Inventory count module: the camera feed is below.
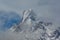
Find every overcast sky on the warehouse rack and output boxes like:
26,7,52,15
0,0,60,40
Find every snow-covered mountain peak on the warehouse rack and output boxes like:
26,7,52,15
9,9,36,32
9,9,60,40
9,9,52,32
22,9,36,23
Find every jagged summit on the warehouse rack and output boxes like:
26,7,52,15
9,9,37,32
22,9,36,23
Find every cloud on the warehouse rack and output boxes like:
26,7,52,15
0,11,21,31
0,0,60,40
